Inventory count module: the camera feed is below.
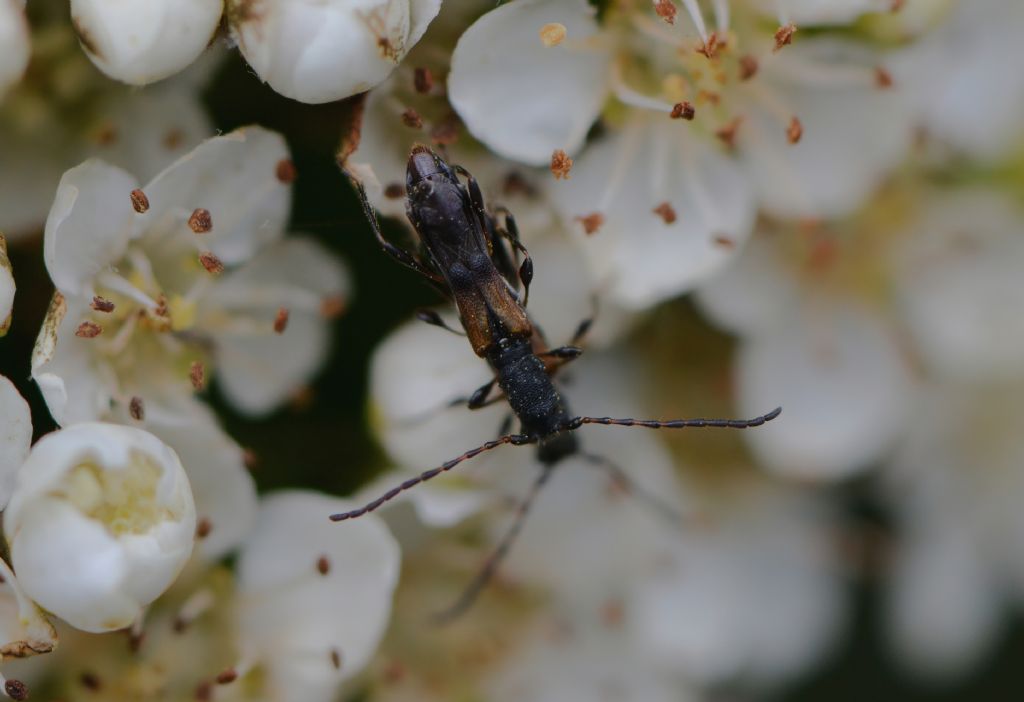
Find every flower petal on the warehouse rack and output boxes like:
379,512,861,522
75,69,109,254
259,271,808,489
694,232,801,338
892,0,1024,161
237,491,400,695
487,627,683,702
31,294,119,426
893,190,1024,381
43,160,138,297
0,0,29,100
0,375,31,510
886,520,1001,678
448,0,610,165
750,0,891,25
742,40,913,219
736,302,913,479
205,236,349,416
0,558,58,659
89,83,215,184
628,486,844,687
139,127,291,266
370,316,504,470
552,118,756,310
143,401,258,560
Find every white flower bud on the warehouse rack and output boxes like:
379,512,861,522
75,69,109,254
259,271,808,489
227,0,441,104
70,0,223,85
4,423,196,633
0,0,30,100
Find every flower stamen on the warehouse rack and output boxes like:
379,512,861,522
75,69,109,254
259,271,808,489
76,321,103,338
188,208,213,234
773,23,797,52
190,361,206,390
130,189,150,214
550,150,573,179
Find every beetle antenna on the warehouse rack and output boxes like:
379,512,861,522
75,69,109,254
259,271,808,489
432,463,556,624
329,433,537,521
571,406,782,431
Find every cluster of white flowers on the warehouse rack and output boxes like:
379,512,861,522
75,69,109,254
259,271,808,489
0,121,399,700
1,0,1024,700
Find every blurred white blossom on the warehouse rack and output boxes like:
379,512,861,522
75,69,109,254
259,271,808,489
4,422,196,633
486,621,692,702
883,380,1024,679
697,227,914,479
69,0,223,85
0,17,215,238
891,189,1024,382
627,480,845,688
893,0,1024,161
236,491,401,702
227,0,442,104
0,0,29,101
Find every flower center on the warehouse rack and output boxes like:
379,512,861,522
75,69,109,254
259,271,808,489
79,245,212,398
61,452,175,536
602,1,891,147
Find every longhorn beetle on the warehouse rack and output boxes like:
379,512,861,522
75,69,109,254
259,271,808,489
334,145,781,619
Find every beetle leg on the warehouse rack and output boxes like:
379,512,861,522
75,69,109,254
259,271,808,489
346,173,447,288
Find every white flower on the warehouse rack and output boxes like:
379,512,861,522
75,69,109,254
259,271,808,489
551,115,755,309
882,380,1024,678
236,491,400,702
227,0,442,104
734,300,913,479
0,0,29,101
448,0,914,309
4,423,196,633
69,0,223,85
32,127,347,558
34,126,348,423
892,0,1024,161
626,481,845,688
891,189,1024,382
697,230,914,479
